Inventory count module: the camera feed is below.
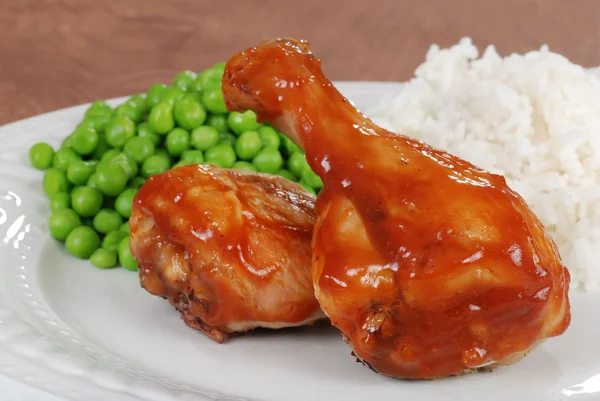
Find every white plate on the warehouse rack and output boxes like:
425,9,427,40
0,82,598,401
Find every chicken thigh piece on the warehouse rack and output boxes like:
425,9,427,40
130,164,323,343
222,39,571,378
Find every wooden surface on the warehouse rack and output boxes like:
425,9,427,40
3,0,600,124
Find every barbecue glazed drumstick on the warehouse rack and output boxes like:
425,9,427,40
130,164,323,343
222,38,571,378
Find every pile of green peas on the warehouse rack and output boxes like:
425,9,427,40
28,62,322,270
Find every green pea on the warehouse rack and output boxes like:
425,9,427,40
201,87,228,114
212,61,226,73
77,117,106,133
206,115,229,132
166,128,190,156
52,147,81,171
87,173,99,189
190,74,205,93
155,148,174,165
29,142,54,170
67,161,96,186
93,209,123,234
96,164,128,196
137,122,162,147
148,102,175,134
65,226,101,259
160,87,185,106
120,221,131,234
108,153,138,179
141,155,170,178
90,135,111,160
146,83,167,110
252,147,283,174
287,152,309,179
105,116,136,148
102,230,127,252
205,144,236,168
123,136,155,164
84,101,113,119
203,67,223,83
71,186,104,217
180,150,204,164
90,248,118,269
172,161,190,169
115,188,138,219
49,192,71,212
115,102,143,124
228,110,259,135
128,176,146,190
128,94,147,114
174,98,207,130
276,169,297,182
43,168,71,197
100,148,121,163
173,70,197,92
94,158,112,174
218,132,236,146
181,92,202,103
193,68,222,92
71,125,99,155
190,126,219,150
301,166,323,189
79,114,111,134
235,131,262,160
281,134,302,155
258,126,281,149
49,208,82,241
118,237,138,271
61,134,75,149
232,161,257,171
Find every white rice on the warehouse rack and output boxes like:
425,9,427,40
368,37,600,291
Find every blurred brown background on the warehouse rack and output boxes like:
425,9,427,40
2,0,600,124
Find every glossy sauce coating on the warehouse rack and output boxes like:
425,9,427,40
223,39,571,378
130,164,322,342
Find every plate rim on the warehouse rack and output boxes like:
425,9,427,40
1,79,594,401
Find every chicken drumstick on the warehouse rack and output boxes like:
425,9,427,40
222,38,571,378
130,164,323,343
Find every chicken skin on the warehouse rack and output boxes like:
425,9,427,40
222,39,571,378
130,164,323,343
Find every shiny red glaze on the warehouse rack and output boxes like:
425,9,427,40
130,164,321,342
222,38,571,378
